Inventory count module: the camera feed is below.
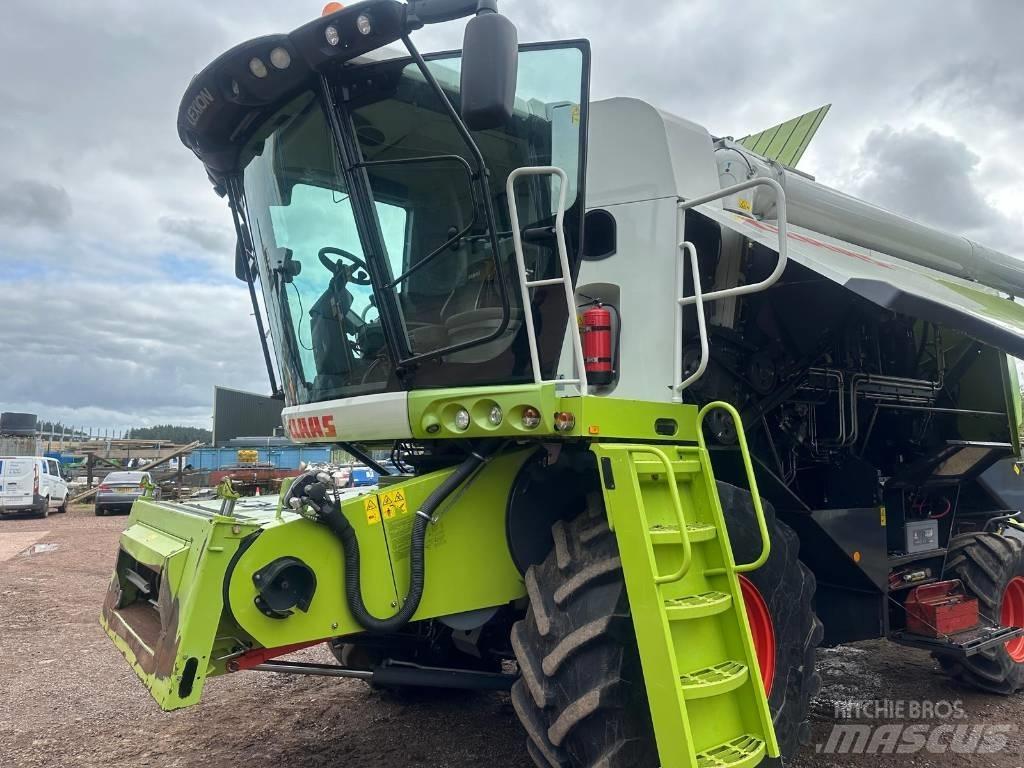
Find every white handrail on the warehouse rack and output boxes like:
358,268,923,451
677,177,789,307
672,177,789,394
506,166,589,393
673,241,709,401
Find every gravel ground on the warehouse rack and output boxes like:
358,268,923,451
2,506,1022,767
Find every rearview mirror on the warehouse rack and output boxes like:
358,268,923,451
460,9,518,131
235,240,250,282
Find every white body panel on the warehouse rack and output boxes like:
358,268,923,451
282,392,412,443
561,98,723,401
717,144,1024,296
0,456,68,514
560,98,1024,401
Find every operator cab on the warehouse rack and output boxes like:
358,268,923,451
178,0,590,407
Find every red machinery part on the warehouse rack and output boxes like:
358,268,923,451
905,580,979,638
740,575,776,695
580,305,614,385
1001,576,1024,662
226,640,324,672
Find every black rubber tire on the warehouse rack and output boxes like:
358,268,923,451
510,484,821,768
718,483,823,760
938,532,1024,694
511,495,656,768
95,506,105,517
34,497,50,519
57,496,69,513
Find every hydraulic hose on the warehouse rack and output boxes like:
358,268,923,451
311,447,492,633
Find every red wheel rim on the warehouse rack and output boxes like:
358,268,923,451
1002,576,1024,662
740,576,776,694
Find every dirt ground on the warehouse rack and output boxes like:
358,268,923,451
1,506,1022,767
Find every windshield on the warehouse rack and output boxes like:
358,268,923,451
242,44,587,406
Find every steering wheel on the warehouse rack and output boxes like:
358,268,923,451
319,247,372,286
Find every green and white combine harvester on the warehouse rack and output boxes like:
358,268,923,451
102,2,1024,765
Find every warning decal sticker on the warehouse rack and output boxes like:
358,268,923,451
380,488,409,520
364,495,382,526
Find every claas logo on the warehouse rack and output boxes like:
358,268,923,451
288,415,337,439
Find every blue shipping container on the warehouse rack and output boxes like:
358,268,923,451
186,446,332,471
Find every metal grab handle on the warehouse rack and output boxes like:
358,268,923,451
628,446,692,585
506,166,588,393
697,401,771,574
678,177,788,307
673,241,709,400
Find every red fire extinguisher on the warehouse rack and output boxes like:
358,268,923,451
581,304,614,385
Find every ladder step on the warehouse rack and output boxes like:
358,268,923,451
649,522,717,545
696,735,766,768
634,459,702,479
679,660,749,700
665,591,733,620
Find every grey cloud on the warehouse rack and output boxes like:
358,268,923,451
0,277,269,428
914,58,1024,120
0,180,72,229
848,125,1015,246
159,215,232,254
2,0,1024,428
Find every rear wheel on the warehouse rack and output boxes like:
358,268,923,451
510,485,821,768
34,497,50,519
938,532,1024,693
95,505,105,517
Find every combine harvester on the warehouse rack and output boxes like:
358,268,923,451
102,2,1024,765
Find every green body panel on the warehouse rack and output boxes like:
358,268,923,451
225,497,399,648
225,449,532,648
409,384,560,438
100,500,262,711
591,440,777,768
102,450,534,710
410,384,699,442
738,104,831,168
559,396,700,442
383,449,532,620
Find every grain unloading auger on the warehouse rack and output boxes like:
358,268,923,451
102,2,1024,766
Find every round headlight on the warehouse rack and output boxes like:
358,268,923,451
453,408,471,432
488,405,504,426
269,47,292,70
325,25,341,46
356,13,373,35
248,57,269,79
521,406,541,430
554,411,576,432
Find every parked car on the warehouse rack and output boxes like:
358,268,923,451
0,456,70,518
95,471,160,516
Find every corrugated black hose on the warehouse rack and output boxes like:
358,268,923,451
297,447,492,633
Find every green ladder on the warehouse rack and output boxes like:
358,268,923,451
591,402,778,768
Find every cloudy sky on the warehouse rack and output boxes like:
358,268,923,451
1,1,1021,432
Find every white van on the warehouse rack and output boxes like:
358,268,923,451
0,456,70,518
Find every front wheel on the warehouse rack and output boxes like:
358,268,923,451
939,532,1024,693
509,485,821,768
